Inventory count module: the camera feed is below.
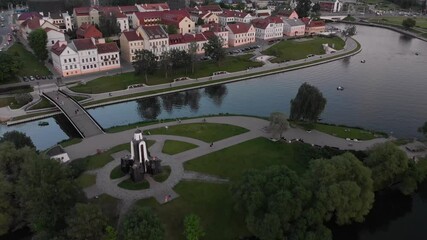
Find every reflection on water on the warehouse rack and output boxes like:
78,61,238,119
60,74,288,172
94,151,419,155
204,85,228,106
137,97,161,120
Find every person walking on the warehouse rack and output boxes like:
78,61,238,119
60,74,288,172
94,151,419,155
210,142,213,148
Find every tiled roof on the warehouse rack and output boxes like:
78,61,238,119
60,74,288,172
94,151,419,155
141,25,168,39
119,5,139,13
74,6,91,16
50,41,67,56
21,17,41,30
96,42,120,54
301,18,325,27
201,22,225,32
122,30,144,41
227,22,253,34
50,12,63,19
76,23,103,39
220,10,250,19
18,12,43,21
73,38,97,51
196,5,222,12
283,18,305,27
202,31,215,40
134,11,163,24
169,33,207,45
140,3,170,11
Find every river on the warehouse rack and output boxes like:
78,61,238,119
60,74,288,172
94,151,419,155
0,25,427,240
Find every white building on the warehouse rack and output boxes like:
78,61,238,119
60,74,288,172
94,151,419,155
45,28,66,48
51,41,81,77
62,12,73,31
97,41,121,71
226,22,255,47
120,30,145,63
218,10,254,26
137,25,169,57
46,145,70,163
251,16,283,40
283,18,306,37
70,38,100,74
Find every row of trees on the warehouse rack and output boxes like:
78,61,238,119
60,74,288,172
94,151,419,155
295,0,321,18
232,142,427,240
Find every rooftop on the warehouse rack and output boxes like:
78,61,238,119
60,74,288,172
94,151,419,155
141,25,168,39
96,42,120,54
73,38,97,51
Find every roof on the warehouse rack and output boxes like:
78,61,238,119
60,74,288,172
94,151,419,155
251,17,282,30
220,10,250,19
21,17,41,30
227,22,253,34
76,23,103,39
46,145,65,157
169,33,207,45
301,18,326,28
161,12,189,26
140,3,170,11
119,5,139,13
50,41,67,56
74,6,91,16
73,38,97,51
44,27,62,33
134,11,163,25
201,22,225,32
258,12,270,17
122,30,144,41
18,12,43,21
283,18,305,27
96,42,120,54
196,5,222,12
141,25,168,39
49,12,62,19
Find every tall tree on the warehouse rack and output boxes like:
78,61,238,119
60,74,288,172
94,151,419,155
0,130,35,149
66,203,107,240
28,29,48,61
120,206,164,240
295,0,312,18
365,142,409,191
166,25,178,34
402,18,416,29
0,173,13,235
183,214,205,240
98,13,121,37
306,152,375,225
399,158,427,195
203,35,226,66
133,50,157,83
290,83,327,122
18,156,81,235
269,112,289,138
0,53,22,83
188,42,198,74
418,121,427,137
159,50,172,79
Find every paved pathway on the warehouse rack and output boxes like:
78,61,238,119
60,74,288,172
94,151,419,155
69,116,391,212
43,91,104,137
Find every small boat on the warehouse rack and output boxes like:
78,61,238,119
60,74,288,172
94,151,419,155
361,60,366,63
415,52,419,56
337,86,344,91
38,121,49,126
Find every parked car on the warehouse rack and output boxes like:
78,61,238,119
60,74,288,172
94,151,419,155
29,76,35,81
41,76,47,80
200,56,211,61
35,75,41,80
22,76,28,82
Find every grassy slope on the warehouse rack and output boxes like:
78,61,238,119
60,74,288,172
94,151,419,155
69,54,263,94
263,36,345,62
162,140,198,155
6,43,51,76
118,178,150,190
110,165,125,179
76,173,96,188
294,122,386,140
149,123,249,143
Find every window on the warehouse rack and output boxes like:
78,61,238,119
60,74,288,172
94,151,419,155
73,58,76,62
83,66,86,69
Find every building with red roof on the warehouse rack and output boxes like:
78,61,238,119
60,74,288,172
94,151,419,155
198,22,228,48
120,30,145,62
226,22,255,47
219,10,254,26
137,25,169,56
136,3,170,12
301,18,326,35
161,12,195,34
50,40,81,77
76,23,103,39
132,11,163,27
194,5,223,15
17,12,43,25
97,42,121,71
169,33,208,54
251,16,283,40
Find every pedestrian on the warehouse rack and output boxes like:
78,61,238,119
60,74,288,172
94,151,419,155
210,142,213,148
170,83,172,87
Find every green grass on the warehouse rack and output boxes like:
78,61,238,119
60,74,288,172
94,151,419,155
73,143,130,171
149,123,249,143
89,194,120,226
118,178,150,190
162,140,198,155
369,16,427,29
76,173,96,188
153,165,171,183
110,165,125,179
294,122,386,140
6,43,51,76
185,137,342,181
70,54,263,94
0,97,15,108
136,182,249,240
58,138,82,148
106,119,175,133
343,16,356,22
263,36,345,63
28,97,54,110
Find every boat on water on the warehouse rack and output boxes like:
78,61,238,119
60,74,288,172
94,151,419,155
361,60,366,63
337,86,344,91
38,121,49,126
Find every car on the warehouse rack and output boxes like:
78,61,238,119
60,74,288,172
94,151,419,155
41,76,47,80
307,54,315,58
35,75,41,80
200,56,211,61
22,76,28,82
29,76,35,81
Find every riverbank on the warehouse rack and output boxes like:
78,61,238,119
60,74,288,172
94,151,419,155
5,37,361,126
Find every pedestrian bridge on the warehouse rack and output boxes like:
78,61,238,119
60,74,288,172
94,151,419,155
320,15,347,21
42,91,104,138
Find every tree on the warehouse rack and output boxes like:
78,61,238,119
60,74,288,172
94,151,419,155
98,13,121,37
0,173,13,235
269,112,289,138
104,226,118,240
28,29,48,61
399,158,427,195
290,83,327,122
120,206,164,240
342,25,357,42
296,0,312,18
133,50,157,83
0,53,22,83
402,18,416,29
203,35,226,66
306,152,375,225
0,131,34,149
17,156,81,235
66,203,107,240
365,142,409,191
166,24,178,34
418,121,427,137
159,50,172,79
188,42,198,74
196,18,204,26
232,166,328,240
183,214,205,240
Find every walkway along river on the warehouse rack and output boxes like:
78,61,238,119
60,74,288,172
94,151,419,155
0,25,426,240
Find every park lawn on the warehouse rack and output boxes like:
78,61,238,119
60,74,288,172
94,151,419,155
89,194,120,226
6,43,51,76
162,140,198,155
58,138,82,148
69,54,262,94
0,97,15,108
294,122,385,140
185,138,330,180
136,181,249,240
76,173,96,188
28,97,53,110
153,165,171,183
118,178,150,190
110,165,125,179
149,123,249,143
106,119,175,133
263,36,345,62
369,16,427,29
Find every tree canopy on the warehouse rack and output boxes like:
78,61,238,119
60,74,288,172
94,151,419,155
66,203,107,240
295,0,312,18
203,35,226,65
0,130,35,149
269,112,289,138
98,13,121,37
418,121,427,137
0,53,22,83
133,50,157,83
28,29,48,61
183,214,205,240
290,83,327,122
120,206,164,240
365,142,409,191
402,18,416,29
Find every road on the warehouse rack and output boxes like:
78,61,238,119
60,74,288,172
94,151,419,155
0,9,13,51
